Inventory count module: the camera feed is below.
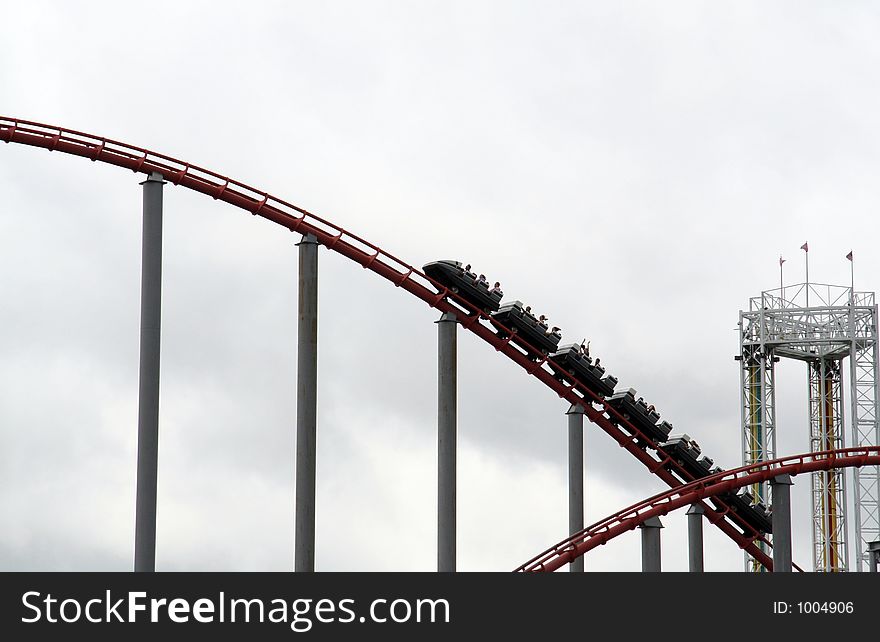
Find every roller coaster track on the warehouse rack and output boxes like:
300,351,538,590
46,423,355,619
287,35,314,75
2,117,775,569
517,447,880,572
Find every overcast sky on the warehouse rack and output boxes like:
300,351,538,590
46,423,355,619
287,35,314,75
3,1,880,572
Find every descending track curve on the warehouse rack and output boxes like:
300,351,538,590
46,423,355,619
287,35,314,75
518,447,880,572
2,116,775,569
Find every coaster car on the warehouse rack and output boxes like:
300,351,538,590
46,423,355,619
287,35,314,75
710,489,773,534
490,300,561,357
423,260,503,313
606,388,670,445
658,433,711,479
548,343,617,397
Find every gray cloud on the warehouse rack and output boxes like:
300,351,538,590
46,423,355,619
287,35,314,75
2,1,879,572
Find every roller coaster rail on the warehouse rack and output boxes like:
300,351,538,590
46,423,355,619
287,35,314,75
517,446,880,572
2,116,790,570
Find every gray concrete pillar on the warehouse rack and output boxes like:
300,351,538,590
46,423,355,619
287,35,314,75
567,404,585,572
436,312,457,572
771,474,793,573
295,233,319,572
868,541,880,573
134,171,165,572
639,516,663,572
686,503,704,572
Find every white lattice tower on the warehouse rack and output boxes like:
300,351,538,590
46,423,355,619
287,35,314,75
739,283,879,571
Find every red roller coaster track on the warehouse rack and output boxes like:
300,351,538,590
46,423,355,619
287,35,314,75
518,447,880,572
1,116,776,569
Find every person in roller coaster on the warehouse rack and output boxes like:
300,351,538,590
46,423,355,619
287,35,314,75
547,326,562,340
594,358,601,368
647,404,656,413
456,263,478,284
490,281,503,296
580,340,590,358
476,273,488,288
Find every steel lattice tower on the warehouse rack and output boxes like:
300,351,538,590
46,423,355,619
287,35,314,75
739,283,880,571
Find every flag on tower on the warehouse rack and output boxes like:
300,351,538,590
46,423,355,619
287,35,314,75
801,242,809,252
846,250,853,261
779,255,785,266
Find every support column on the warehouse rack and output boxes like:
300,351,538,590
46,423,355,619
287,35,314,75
639,517,663,572
771,474,794,573
134,171,165,572
436,312,457,572
686,503,705,572
567,404,585,573
868,541,880,572
295,233,319,572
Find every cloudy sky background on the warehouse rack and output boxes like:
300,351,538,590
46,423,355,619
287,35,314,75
3,1,880,571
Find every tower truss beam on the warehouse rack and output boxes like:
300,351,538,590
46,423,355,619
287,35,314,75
808,358,848,571
739,311,776,572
